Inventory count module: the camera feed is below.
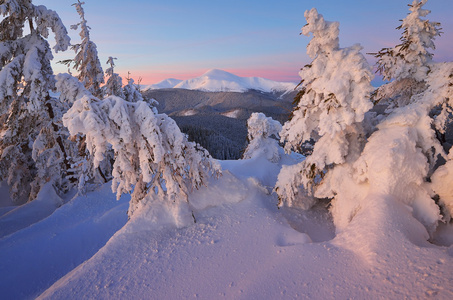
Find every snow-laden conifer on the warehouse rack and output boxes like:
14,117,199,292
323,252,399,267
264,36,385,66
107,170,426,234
347,1,452,234
63,96,221,226
61,0,104,98
373,0,441,83
243,112,281,163
103,57,124,98
123,73,144,103
275,8,373,208
0,0,76,202
370,0,442,110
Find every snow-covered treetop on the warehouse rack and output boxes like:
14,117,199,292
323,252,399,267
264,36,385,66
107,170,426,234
63,0,104,98
243,112,282,162
104,57,124,98
247,112,282,141
373,0,441,81
302,8,339,59
0,0,70,52
71,1,90,41
281,8,373,150
123,74,144,103
0,0,71,113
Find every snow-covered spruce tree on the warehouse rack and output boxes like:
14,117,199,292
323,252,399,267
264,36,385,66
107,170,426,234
347,1,451,234
371,0,441,108
275,8,373,210
103,56,124,98
243,112,282,163
123,72,144,103
63,95,221,226
60,0,104,98
0,0,76,202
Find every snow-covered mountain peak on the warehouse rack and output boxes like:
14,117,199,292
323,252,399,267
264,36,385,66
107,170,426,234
143,78,183,90
146,69,296,93
200,69,241,81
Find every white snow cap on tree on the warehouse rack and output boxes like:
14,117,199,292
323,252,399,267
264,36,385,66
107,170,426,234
64,96,221,226
373,0,441,82
281,8,373,149
303,8,339,59
243,112,282,163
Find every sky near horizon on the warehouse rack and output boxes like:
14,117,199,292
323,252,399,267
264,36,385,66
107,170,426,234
39,0,453,85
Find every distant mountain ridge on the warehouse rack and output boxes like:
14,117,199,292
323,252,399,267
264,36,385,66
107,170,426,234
144,69,296,93
143,87,297,160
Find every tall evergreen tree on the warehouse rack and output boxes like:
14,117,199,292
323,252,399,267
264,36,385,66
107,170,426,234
103,56,124,98
373,0,441,82
371,0,442,108
275,8,373,209
0,0,75,202
64,0,104,98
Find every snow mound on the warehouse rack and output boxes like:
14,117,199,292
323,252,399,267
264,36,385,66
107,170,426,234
172,69,296,93
0,183,63,238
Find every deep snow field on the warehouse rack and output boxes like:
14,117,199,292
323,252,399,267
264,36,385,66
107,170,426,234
1,153,453,299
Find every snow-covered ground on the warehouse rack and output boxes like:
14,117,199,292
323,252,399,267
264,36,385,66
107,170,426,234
145,69,296,93
1,154,453,299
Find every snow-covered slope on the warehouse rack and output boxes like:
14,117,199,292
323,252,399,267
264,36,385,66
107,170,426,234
2,152,453,299
147,69,296,93
0,149,453,299
36,155,453,299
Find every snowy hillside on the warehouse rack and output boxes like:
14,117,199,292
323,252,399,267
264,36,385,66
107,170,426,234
1,153,452,299
146,69,297,93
